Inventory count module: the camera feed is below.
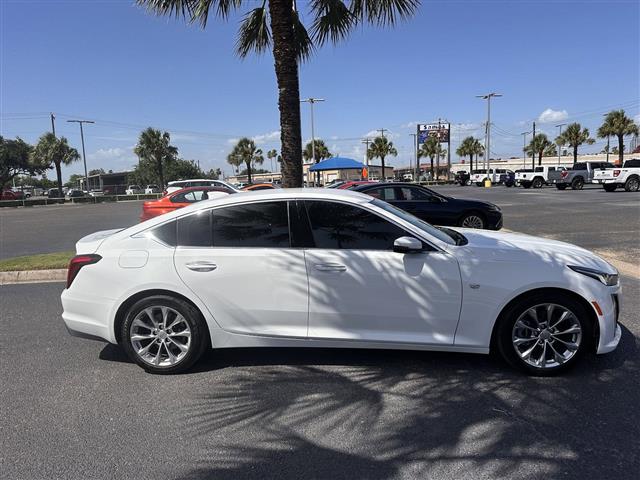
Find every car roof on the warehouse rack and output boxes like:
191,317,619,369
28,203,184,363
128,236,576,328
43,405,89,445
168,178,220,184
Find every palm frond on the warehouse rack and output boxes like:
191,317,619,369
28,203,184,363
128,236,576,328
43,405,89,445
236,7,271,58
292,10,315,61
351,0,421,26
310,0,354,46
136,0,243,28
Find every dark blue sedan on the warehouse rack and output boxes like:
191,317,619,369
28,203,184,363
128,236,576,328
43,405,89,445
352,182,503,230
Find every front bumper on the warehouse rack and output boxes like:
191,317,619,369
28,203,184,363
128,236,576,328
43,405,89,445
594,288,622,354
487,212,503,230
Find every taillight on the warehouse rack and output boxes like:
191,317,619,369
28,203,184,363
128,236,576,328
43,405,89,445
561,170,569,178
66,254,101,288
613,170,621,177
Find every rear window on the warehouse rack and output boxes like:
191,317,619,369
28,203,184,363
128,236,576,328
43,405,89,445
212,201,290,248
151,221,177,246
534,167,543,172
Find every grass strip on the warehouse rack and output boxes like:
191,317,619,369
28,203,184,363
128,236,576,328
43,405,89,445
0,251,74,271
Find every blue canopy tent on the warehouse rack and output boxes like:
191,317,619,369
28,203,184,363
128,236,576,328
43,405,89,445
308,157,365,171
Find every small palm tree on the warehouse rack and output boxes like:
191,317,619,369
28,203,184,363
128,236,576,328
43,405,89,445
136,0,420,188
267,149,278,172
525,134,553,166
32,133,80,196
597,110,639,165
134,128,178,188
367,136,397,181
418,136,446,180
228,137,264,184
555,122,594,165
455,136,483,172
302,139,332,163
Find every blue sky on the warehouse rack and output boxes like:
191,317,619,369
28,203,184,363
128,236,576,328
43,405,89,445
1,0,639,180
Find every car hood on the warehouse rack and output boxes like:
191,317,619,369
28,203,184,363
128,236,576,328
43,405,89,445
447,228,616,274
446,197,499,210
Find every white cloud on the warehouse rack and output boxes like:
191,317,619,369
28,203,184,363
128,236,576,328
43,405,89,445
87,147,134,164
538,108,568,123
634,113,640,125
362,129,400,139
227,130,281,146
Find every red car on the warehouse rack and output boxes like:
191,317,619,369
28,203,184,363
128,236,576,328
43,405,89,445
334,181,377,190
1,190,23,200
140,186,234,222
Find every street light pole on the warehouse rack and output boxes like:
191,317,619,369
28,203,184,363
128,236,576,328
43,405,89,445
409,133,417,182
67,119,95,192
361,138,371,179
301,98,324,186
555,123,566,166
476,93,502,186
520,131,530,169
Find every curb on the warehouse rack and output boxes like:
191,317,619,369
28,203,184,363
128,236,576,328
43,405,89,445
0,269,67,285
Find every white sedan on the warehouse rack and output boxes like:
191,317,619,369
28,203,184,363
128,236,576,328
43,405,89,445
61,189,621,375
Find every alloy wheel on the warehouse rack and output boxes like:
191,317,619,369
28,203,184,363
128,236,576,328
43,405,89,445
461,215,485,229
511,303,582,369
129,306,191,367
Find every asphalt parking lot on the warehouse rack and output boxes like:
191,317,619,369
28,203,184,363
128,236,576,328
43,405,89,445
1,185,639,479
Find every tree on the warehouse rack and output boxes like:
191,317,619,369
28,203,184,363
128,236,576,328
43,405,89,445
368,136,397,181
267,149,278,172
0,136,46,190
228,137,264,184
136,0,419,188
418,136,446,179
525,133,553,166
89,168,106,176
555,122,594,165
133,128,178,188
206,168,222,180
598,110,639,165
32,133,80,196
544,143,558,157
302,139,332,163
455,136,483,173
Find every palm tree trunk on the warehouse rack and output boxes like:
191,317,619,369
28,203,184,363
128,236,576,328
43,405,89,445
538,151,543,166
469,154,473,172
268,0,302,188
381,156,386,181
55,160,63,196
430,157,434,180
573,145,578,165
157,156,165,188
617,135,624,166
246,160,252,184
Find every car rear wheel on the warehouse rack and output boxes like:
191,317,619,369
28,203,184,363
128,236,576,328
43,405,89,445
532,177,544,189
603,184,617,192
624,176,639,192
571,177,584,190
121,295,208,374
459,212,486,229
495,293,592,375
555,184,567,190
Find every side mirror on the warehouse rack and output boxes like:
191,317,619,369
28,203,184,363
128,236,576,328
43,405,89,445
393,236,423,254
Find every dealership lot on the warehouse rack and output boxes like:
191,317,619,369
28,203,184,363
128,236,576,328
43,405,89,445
1,186,639,479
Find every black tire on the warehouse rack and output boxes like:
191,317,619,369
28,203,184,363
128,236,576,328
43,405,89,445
458,211,486,229
571,177,584,190
475,182,483,187
121,295,209,374
495,292,594,376
603,184,617,192
556,184,567,190
532,177,544,189
522,182,532,189
624,176,640,192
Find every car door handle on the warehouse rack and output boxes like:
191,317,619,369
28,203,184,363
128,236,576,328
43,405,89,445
314,263,347,272
186,261,217,272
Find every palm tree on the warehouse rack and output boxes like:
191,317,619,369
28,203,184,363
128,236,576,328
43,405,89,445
544,143,558,158
228,137,264,184
418,136,446,180
136,0,420,188
455,136,483,173
267,149,278,172
302,139,332,163
598,110,639,165
367,136,397,181
134,128,178,188
555,122,595,165
31,133,80,196
525,133,553,166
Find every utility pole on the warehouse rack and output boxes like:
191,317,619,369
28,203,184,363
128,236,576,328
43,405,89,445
520,131,530,169
301,97,325,186
531,121,536,169
606,135,610,163
409,134,417,182
476,93,502,186
377,128,387,138
50,113,56,136
555,123,566,166
361,138,371,180
67,119,95,192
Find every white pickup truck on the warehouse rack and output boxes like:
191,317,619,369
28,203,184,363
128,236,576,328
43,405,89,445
515,166,565,189
593,158,640,192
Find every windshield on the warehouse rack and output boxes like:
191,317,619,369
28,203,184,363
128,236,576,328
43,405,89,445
370,199,457,246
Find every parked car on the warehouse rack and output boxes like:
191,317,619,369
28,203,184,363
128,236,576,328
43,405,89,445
515,166,565,189
592,158,640,192
165,179,241,195
498,170,516,187
334,180,377,190
46,188,65,199
1,190,22,200
145,185,161,194
125,185,143,195
454,171,471,186
89,189,104,197
61,188,621,376
242,183,279,191
470,168,513,186
548,162,614,190
140,186,234,222
353,182,502,230
67,189,88,198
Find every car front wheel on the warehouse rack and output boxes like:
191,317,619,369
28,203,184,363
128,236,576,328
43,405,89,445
571,177,584,190
624,176,639,192
495,293,593,375
459,212,486,229
121,295,209,374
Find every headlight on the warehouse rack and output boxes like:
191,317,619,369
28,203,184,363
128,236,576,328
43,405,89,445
568,265,619,286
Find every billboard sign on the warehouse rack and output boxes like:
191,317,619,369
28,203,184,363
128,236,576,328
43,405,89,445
417,123,450,145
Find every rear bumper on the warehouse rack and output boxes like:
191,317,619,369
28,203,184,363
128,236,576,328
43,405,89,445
592,179,617,184
61,288,117,343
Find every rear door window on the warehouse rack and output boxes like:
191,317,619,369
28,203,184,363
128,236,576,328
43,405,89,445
212,201,290,248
